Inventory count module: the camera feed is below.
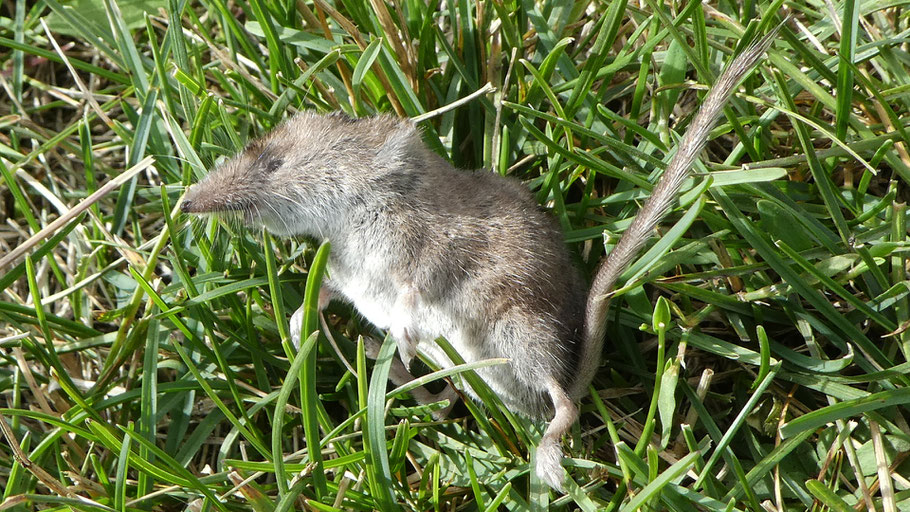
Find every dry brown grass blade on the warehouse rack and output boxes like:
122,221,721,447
0,156,156,271
411,83,496,123
871,421,896,512
11,346,56,417
366,0,414,87
0,412,76,498
39,19,114,129
309,0,405,115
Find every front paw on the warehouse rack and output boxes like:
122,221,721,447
391,326,416,371
318,284,335,311
289,306,304,349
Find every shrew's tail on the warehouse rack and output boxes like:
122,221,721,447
571,27,780,399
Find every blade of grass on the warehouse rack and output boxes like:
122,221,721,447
363,335,400,511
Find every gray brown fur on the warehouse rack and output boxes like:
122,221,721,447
182,112,586,420
181,30,775,491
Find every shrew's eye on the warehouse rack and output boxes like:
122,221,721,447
263,158,283,174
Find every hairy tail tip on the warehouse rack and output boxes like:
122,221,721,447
536,440,566,492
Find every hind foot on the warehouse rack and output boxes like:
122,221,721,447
535,376,578,492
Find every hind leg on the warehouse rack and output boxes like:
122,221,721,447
362,336,459,420
389,284,420,370
535,376,578,492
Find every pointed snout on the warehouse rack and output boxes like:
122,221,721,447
179,191,241,215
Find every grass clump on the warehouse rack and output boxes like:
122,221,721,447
2,0,910,510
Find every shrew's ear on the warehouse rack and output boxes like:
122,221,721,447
327,111,358,124
375,117,422,163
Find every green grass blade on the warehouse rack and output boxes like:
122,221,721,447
364,336,401,511
272,331,319,497
835,0,859,141
780,388,910,439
